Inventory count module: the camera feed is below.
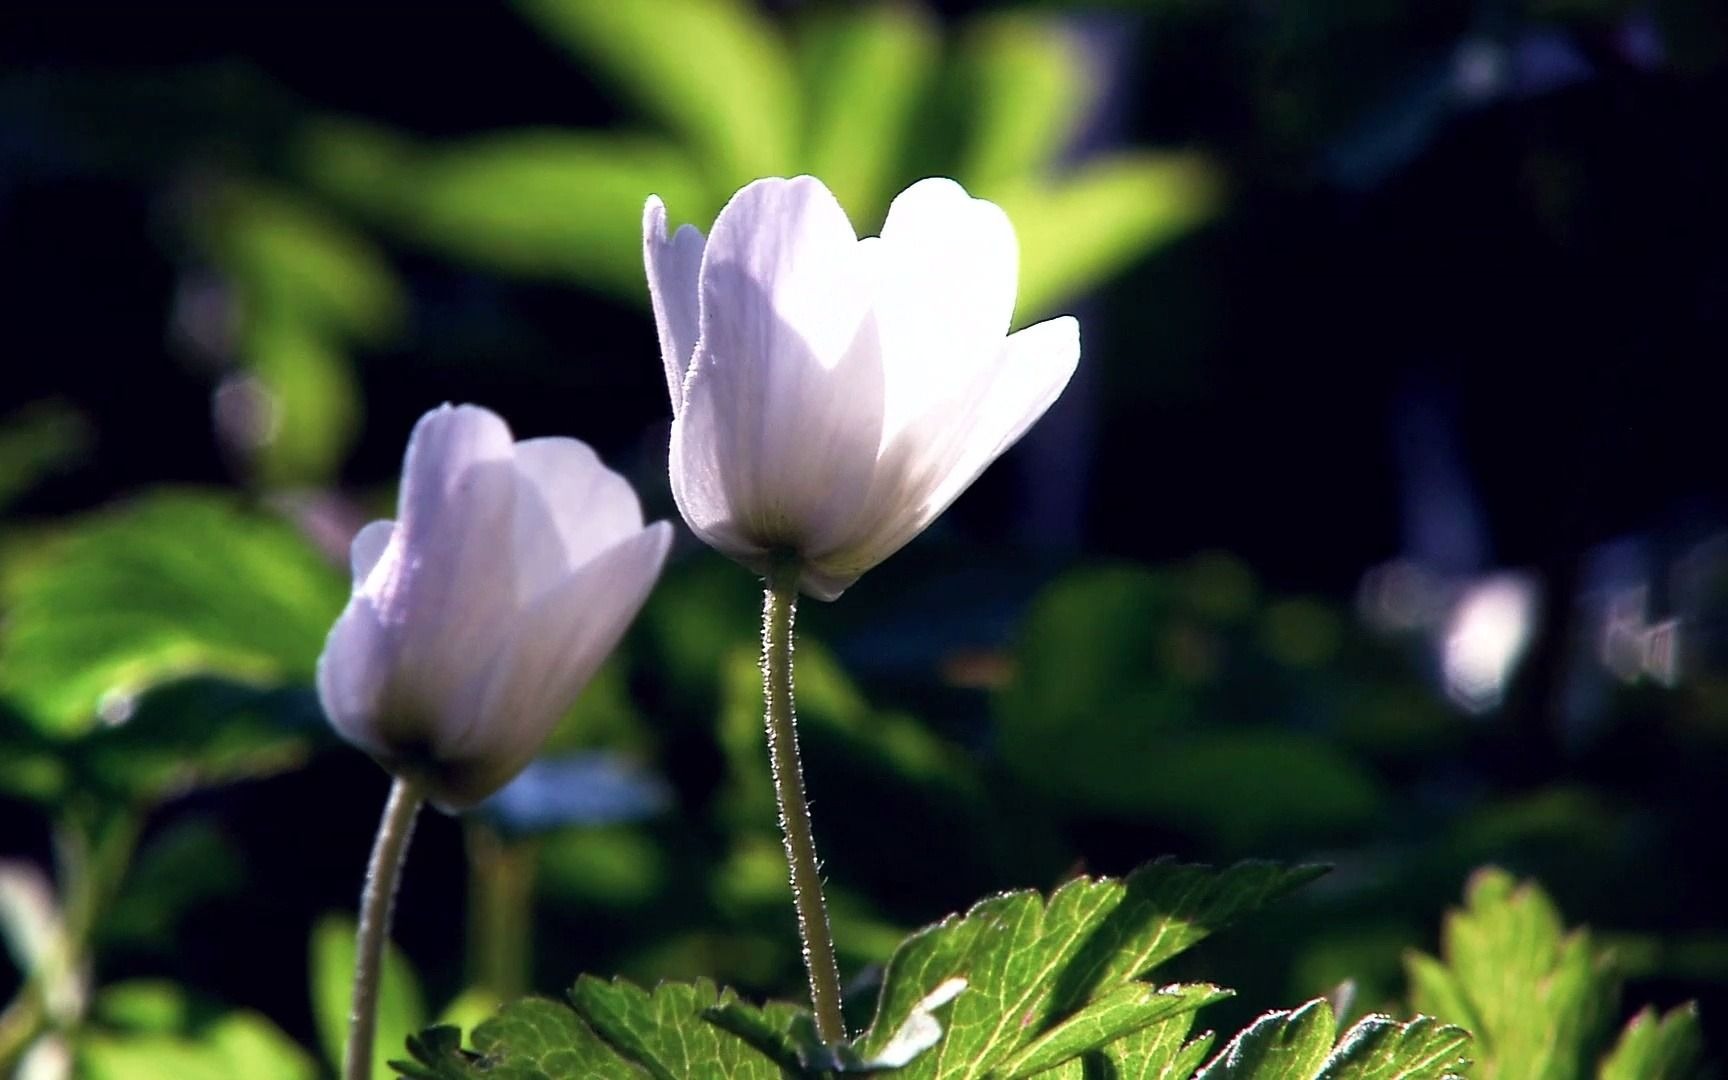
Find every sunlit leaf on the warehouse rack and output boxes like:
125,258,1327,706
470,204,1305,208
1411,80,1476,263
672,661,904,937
0,491,346,737
299,120,708,301
993,152,1223,323
952,15,1091,190
312,914,428,1078
796,5,938,228
851,861,1323,1076
515,0,798,188
1598,1003,1704,1080
1405,868,1619,1079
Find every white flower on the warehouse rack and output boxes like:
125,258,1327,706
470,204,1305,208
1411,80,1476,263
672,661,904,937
645,175,1080,600
316,404,671,811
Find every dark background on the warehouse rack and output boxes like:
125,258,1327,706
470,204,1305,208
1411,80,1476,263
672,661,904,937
4,0,1728,1073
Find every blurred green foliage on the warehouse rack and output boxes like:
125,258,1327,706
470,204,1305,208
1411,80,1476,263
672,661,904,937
3,0,1726,1076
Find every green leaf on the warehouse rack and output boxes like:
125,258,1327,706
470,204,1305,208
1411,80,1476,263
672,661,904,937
795,5,938,228
993,153,1223,324
311,915,428,1078
1597,1004,1703,1080
396,997,638,1079
1187,1002,1471,1080
516,0,798,187
0,491,347,737
852,861,1324,1077
952,15,1090,189
1316,1014,1472,1079
998,983,1230,1078
1193,1000,1336,1079
297,121,708,301
196,183,403,484
1406,868,1616,1080
568,976,797,1078
78,1010,317,1080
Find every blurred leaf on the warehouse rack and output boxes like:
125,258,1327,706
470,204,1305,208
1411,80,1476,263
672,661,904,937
209,183,403,343
93,980,192,1034
199,184,403,483
102,817,244,947
796,5,938,228
1405,869,1618,1079
953,15,1091,190
0,400,92,511
539,826,666,909
1190,1000,1470,1079
851,861,1323,1076
76,681,318,804
0,491,346,738
516,0,798,187
78,1009,316,1080
997,565,1382,846
299,120,708,302
311,914,428,1078
993,152,1223,323
1598,1004,1704,1080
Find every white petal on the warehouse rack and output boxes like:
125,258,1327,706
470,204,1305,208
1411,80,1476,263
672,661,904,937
349,520,395,583
805,315,1080,595
437,522,673,809
673,177,886,561
874,178,1020,443
361,404,519,730
509,437,645,603
316,596,394,758
643,196,706,414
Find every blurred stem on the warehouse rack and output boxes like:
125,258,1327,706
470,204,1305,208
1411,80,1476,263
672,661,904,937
763,558,846,1045
464,821,540,1000
0,805,140,1070
345,777,422,1080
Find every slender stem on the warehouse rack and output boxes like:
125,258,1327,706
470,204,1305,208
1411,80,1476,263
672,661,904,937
464,820,540,999
762,559,847,1044
345,776,423,1080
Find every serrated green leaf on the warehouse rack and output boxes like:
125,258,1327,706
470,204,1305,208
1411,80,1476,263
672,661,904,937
1597,1004,1702,1080
1316,1014,1472,1079
1000,983,1230,1078
311,915,427,1078
298,120,708,301
568,976,796,1078
1407,869,1615,1080
0,492,346,738
1193,1000,1337,1079
795,5,937,228
516,0,797,187
473,997,637,1077
992,153,1222,324
854,861,1323,1078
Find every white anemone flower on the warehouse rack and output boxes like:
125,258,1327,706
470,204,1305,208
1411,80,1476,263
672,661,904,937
317,404,671,811
645,175,1081,600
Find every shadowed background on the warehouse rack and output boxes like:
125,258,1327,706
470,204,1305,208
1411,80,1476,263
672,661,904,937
3,1,1727,1075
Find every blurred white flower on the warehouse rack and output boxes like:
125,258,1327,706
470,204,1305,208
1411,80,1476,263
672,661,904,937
317,404,671,811
645,175,1080,600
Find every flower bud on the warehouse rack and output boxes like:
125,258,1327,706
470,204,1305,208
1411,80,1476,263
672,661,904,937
316,404,670,811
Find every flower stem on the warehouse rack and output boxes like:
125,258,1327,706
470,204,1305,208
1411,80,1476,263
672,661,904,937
763,558,847,1044
345,776,423,1080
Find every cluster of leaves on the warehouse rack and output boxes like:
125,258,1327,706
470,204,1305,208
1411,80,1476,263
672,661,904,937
391,861,1475,1079
387,865,1708,1079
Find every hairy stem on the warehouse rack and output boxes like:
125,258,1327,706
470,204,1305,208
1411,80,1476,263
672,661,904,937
763,559,847,1044
345,776,423,1080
